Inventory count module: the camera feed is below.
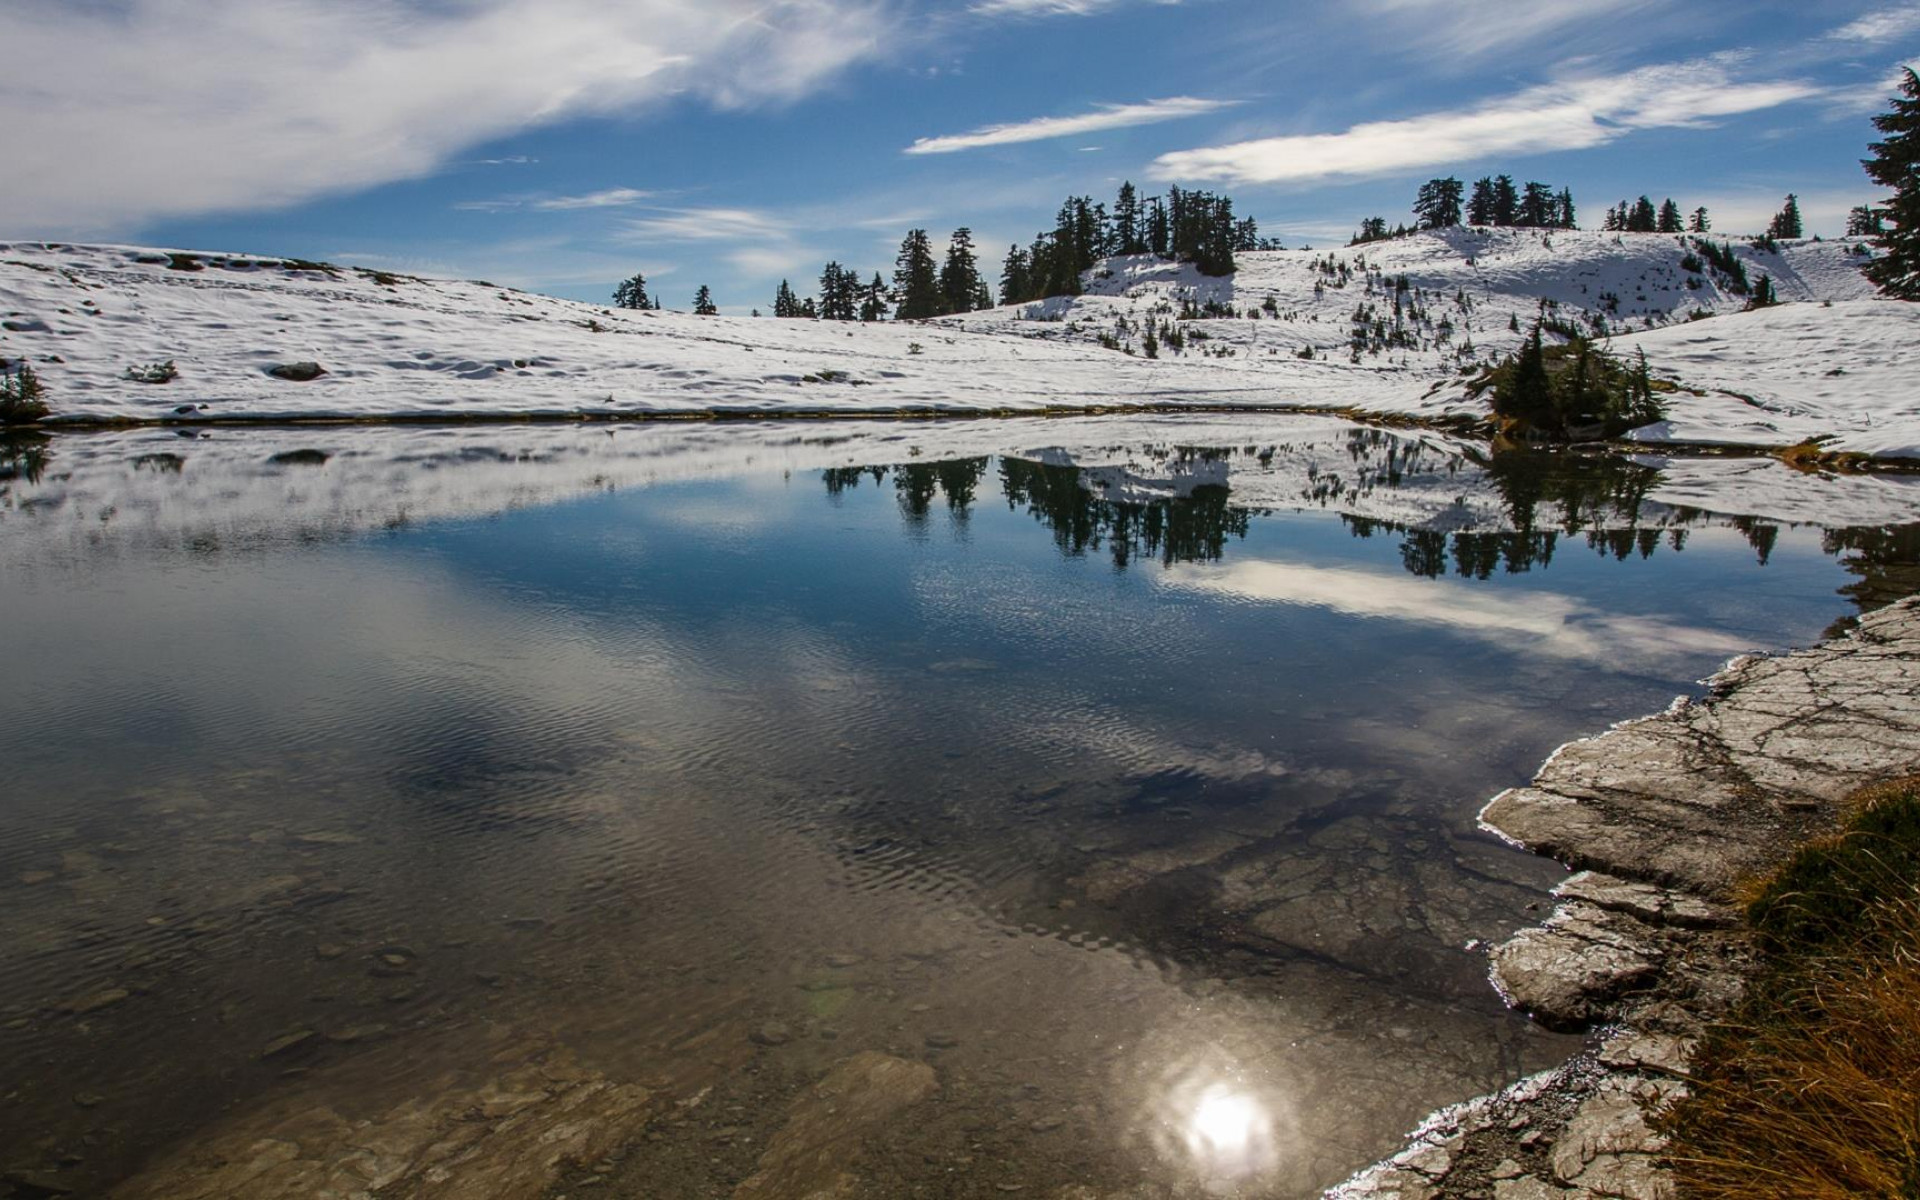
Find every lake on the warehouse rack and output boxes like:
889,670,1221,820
2,416,1917,1199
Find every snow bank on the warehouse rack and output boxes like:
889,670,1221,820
2,233,1914,459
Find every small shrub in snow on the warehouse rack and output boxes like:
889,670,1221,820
1469,326,1665,440
0,362,49,424
125,360,178,384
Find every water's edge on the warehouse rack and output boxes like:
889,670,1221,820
1332,595,1920,1198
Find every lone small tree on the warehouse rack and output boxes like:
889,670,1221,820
612,273,654,310
692,285,718,316
1863,67,1920,299
1768,194,1804,240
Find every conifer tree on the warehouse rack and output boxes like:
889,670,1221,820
773,279,799,318
1148,198,1170,257
1518,182,1555,227
1494,325,1554,429
861,273,891,322
999,245,1032,306
1656,199,1683,234
1467,177,1497,226
939,228,983,315
1863,68,1920,299
612,272,654,310
692,285,718,316
1688,206,1712,234
1847,204,1886,236
893,229,941,320
1768,194,1804,239
1557,188,1577,229
1628,196,1658,233
1491,176,1520,226
1748,273,1779,309
819,262,861,321
1414,177,1465,229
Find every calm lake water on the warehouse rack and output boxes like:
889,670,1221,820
2,417,1917,1199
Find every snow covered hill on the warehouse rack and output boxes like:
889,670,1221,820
2,233,1916,458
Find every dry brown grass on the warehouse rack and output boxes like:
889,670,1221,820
1666,779,1920,1198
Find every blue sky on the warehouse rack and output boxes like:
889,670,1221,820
3,0,1915,311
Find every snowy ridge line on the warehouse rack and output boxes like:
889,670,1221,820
2,234,1917,458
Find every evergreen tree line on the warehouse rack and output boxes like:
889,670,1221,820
1600,197,1712,234
997,183,1271,307
1410,175,1577,230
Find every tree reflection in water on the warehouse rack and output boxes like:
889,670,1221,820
822,444,1920,628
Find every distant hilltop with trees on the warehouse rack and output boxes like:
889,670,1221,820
609,67,1919,318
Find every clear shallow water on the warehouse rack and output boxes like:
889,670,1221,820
1,419,1917,1199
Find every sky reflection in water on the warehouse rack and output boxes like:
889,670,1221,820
1,420,1916,1198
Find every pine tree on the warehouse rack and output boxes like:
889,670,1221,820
1628,196,1658,233
1688,206,1712,234
893,229,941,320
1863,68,1920,299
1467,177,1497,226
612,272,653,310
1147,198,1170,257
1518,182,1555,227
939,228,983,316
1491,175,1520,226
1656,199,1683,234
1557,188,1577,229
1768,194,1804,240
692,285,718,316
819,262,861,321
1748,273,1778,309
1115,181,1143,254
1847,204,1886,236
1414,177,1465,229
861,273,891,322
773,279,799,318
1494,325,1554,430
999,245,1032,306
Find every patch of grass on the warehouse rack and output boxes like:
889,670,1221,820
1666,778,1920,1199
0,361,50,424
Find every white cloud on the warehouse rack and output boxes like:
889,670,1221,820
535,188,656,211
1829,4,1920,40
1151,58,1820,186
622,208,791,242
1161,560,1755,668
1344,0,1664,60
970,0,1178,15
906,97,1236,155
455,187,655,213
0,0,890,236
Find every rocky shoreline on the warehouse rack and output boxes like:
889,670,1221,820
1333,596,1920,1200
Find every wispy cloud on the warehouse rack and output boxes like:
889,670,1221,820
456,187,655,213
1344,0,1664,61
1829,4,1920,40
622,207,790,242
535,188,655,211
1161,560,1754,668
0,0,891,235
1151,58,1820,185
907,96,1236,155
970,0,1179,16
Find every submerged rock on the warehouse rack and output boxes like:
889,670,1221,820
1337,597,1920,1200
